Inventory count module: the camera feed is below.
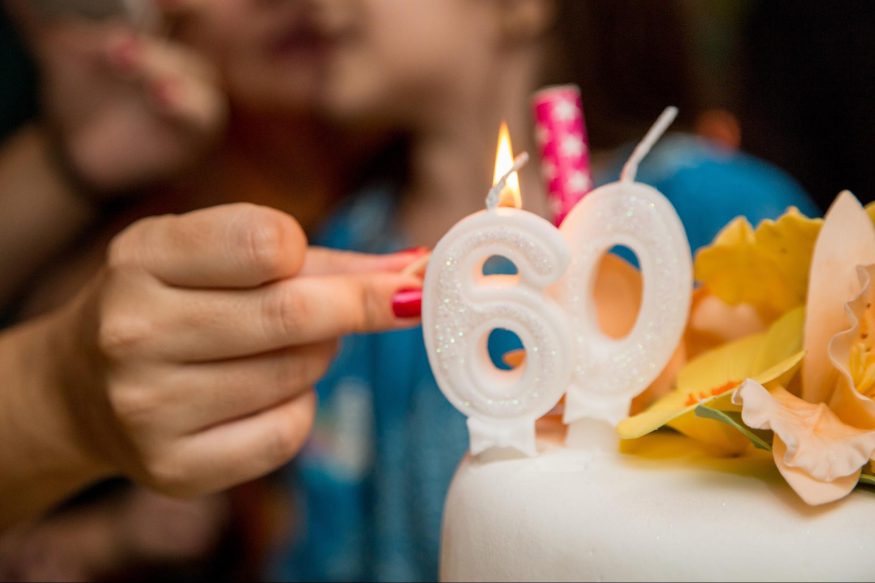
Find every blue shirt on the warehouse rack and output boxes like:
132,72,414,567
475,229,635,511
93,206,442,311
271,136,818,581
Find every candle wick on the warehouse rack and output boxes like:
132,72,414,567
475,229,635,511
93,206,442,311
620,106,678,183
486,152,530,210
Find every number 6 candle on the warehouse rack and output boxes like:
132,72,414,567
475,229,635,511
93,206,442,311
421,127,574,457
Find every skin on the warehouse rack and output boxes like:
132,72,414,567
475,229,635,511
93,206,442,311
0,203,424,529
174,0,555,244
1,0,555,301
0,0,556,532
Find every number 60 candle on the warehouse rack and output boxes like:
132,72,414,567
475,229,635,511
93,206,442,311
423,108,692,456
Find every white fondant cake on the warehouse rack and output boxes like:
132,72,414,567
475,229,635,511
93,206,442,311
440,421,875,582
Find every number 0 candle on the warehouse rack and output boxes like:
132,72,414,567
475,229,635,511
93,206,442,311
555,107,692,428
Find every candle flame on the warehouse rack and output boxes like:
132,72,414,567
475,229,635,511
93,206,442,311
493,122,522,208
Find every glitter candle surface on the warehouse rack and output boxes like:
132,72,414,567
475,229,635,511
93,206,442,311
422,128,574,457
532,85,593,225
422,109,693,455
422,208,573,456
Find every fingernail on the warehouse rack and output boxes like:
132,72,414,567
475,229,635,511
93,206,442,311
391,288,422,319
399,252,429,277
396,246,429,256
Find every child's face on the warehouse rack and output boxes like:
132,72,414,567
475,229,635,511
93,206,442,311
180,0,502,125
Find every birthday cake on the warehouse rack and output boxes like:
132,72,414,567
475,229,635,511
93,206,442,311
440,426,875,581
435,191,875,581
423,101,875,580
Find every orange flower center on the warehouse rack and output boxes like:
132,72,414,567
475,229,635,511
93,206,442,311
849,300,875,399
684,380,741,407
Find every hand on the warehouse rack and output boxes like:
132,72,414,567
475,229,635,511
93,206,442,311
6,0,226,194
51,203,424,496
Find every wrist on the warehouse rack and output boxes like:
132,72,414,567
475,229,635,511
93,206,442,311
0,307,112,527
43,298,117,481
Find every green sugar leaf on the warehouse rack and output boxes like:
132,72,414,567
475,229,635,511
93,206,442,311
694,405,773,452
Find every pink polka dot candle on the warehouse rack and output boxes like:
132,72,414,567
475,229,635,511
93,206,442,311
532,85,593,225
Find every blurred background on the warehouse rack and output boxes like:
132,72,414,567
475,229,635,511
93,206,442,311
0,1,872,581
3,0,873,207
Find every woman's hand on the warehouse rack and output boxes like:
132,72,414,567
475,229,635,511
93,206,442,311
0,204,424,527
65,203,423,494
6,0,226,193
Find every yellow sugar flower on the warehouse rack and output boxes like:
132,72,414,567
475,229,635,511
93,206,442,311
618,307,805,453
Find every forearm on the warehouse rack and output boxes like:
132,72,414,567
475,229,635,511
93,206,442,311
0,307,109,530
0,125,96,308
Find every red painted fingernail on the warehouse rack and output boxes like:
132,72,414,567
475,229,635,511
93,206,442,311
391,288,422,319
396,246,429,256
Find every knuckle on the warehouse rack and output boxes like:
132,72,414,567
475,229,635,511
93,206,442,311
95,267,159,360
242,211,285,278
142,455,197,497
338,281,368,334
107,231,136,269
358,280,382,332
263,421,304,467
315,341,339,377
97,311,153,360
265,286,308,341
275,351,308,392
279,344,335,389
106,385,158,429
107,216,163,268
235,204,307,279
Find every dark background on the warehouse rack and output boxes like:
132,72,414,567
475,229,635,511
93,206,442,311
1,0,873,209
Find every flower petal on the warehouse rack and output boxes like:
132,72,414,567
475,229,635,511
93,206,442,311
803,191,875,403
735,380,875,481
694,207,821,322
828,263,875,429
618,308,805,451
686,290,765,360
772,436,860,506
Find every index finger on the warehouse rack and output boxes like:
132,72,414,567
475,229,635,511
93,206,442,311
109,203,307,288
300,247,428,277
144,271,423,361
